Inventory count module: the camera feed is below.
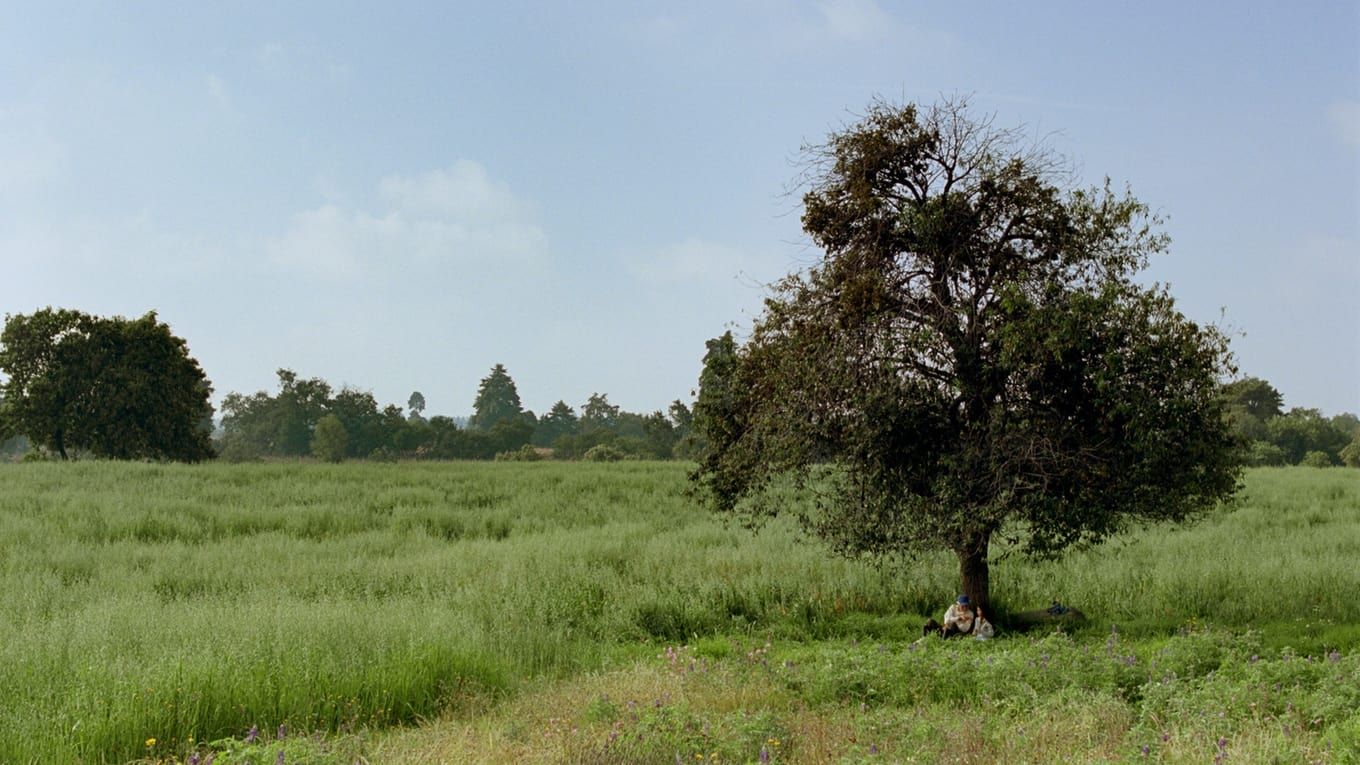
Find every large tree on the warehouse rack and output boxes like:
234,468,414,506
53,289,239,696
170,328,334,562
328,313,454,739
0,308,214,461
691,99,1242,611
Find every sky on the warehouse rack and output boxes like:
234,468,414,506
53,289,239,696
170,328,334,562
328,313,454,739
2,1,1357,418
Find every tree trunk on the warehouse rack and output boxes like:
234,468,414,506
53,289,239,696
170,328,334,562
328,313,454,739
54,428,68,460
957,532,991,613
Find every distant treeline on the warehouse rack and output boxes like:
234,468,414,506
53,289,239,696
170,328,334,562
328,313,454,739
1223,378,1360,467
1,308,1358,466
218,364,702,463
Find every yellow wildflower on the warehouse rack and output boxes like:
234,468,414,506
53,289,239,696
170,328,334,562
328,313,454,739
145,738,156,747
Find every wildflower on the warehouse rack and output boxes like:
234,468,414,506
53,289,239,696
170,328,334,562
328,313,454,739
278,723,288,740
275,751,285,765
1327,650,1341,663
1141,744,1150,757
145,738,157,748
246,725,259,743
188,754,201,765
869,743,879,754
759,746,770,764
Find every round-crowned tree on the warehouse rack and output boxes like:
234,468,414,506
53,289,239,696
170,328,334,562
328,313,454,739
0,308,215,462
691,98,1242,612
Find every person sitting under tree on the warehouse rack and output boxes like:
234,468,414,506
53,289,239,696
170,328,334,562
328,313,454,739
924,595,995,639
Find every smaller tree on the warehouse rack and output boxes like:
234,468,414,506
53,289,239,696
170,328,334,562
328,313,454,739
469,364,523,431
581,392,621,431
1246,440,1288,467
534,400,579,446
1302,450,1333,468
407,391,426,420
1340,436,1360,468
311,414,348,463
1222,377,1284,421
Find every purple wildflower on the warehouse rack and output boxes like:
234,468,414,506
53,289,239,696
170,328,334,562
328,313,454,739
1218,736,1228,750
759,746,770,764
1327,650,1341,663
278,723,287,740
275,751,285,765
188,754,201,765
869,743,879,754
245,725,259,744
1141,744,1150,757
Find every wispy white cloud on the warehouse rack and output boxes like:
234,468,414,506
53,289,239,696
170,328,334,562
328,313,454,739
378,161,533,223
1328,99,1360,148
627,237,783,286
268,161,547,280
816,0,892,42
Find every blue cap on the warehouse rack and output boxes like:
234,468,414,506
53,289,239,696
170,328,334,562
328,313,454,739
957,595,970,605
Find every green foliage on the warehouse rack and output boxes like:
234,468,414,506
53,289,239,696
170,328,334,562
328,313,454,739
692,98,1241,608
0,308,214,461
1245,439,1288,466
495,444,543,462
581,392,621,431
468,364,523,431
1223,376,1284,421
1302,450,1333,468
533,400,579,447
584,444,625,462
311,414,349,463
1220,377,1357,467
1267,408,1350,464
1342,436,1360,468
691,332,738,467
221,369,334,458
407,390,426,418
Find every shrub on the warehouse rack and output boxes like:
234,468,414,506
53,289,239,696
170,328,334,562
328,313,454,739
1302,450,1333,468
1246,440,1288,466
584,444,624,462
311,414,348,463
495,444,543,462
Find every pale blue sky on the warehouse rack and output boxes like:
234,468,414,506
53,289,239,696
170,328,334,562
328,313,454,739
2,1,1357,417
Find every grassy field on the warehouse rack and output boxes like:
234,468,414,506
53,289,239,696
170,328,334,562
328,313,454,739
0,463,1356,763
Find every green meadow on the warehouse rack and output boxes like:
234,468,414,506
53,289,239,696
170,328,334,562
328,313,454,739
0,463,1357,763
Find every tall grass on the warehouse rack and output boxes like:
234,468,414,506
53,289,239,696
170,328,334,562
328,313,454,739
0,462,1355,762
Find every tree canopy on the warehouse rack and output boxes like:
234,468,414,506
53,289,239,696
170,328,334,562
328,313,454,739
0,308,214,461
691,98,1243,610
